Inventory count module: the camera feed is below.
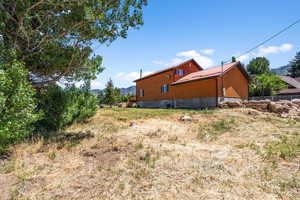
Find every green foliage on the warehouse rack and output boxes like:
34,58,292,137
100,79,121,106
37,83,97,131
120,95,130,102
232,56,237,62
264,136,300,161
0,57,39,152
211,119,235,133
0,0,147,87
0,161,15,174
98,108,201,121
247,57,270,75
197,118,235,141
104,79,118,106
289,51,300,78
249,73,287,96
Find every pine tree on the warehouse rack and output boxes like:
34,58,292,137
104,79,118,107
289,51,300,78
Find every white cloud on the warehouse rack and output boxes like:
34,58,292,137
123,72,140,81
153,58,185,67
176,50,214,67
115,71,153,82
200,49,215,55
169,57,186,66
234,43,294,63
236,52,256,62
257,43,293,56
237,54,250,62
91,80,103,89
153,50,214,68
115,72,125,79
75,81,84,88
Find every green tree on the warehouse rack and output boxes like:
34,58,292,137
97,90,105,105
103,78,120,107
0,0,147,87
120,95,130,102
231,56,236,62
37,82,97,131
289,51,300,78
0,54,40,152
249,74,287,96
247,57,270,75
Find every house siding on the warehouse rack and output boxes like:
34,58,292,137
136,60,200,102
172,78,217,99
136,61,249,109
223,66,249,98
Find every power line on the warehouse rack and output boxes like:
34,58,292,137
224,17,300,63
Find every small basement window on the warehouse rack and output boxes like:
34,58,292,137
139,89,144,97
175,69,184,76
161,84,169,93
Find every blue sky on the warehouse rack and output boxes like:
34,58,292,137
90,0,300,89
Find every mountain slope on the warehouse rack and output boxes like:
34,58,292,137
120,86,136,96
271,65,291,76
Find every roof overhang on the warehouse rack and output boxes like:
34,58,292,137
278,88,300,95
134,59,203,82
172,61,250,86
171,74,220,85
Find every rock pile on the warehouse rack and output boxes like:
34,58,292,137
180,115,194,121
219,99,300,119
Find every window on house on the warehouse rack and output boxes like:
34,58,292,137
175,69,184,76
161,84,169,93
139,89,144,97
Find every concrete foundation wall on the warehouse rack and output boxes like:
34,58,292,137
174,97,217,109
137,97,218,109
137,97,247,109
218,97,246,102
137,100,172,108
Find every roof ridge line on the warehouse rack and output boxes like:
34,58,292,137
134,58,202,82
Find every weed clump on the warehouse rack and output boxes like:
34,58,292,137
0,162,15,174
264,136,300,161
197,118,235,141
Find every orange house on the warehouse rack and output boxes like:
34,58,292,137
134,59,249,109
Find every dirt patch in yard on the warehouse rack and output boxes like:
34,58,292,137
2,108,300,200
0,173,18,200
80,136,135,167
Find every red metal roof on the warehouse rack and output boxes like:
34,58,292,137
279,76,300,89
134,59,202,82
172,62,245,85
278,88,300,95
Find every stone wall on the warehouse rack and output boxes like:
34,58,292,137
219,99,300,119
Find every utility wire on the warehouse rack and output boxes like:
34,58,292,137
224,17,300,64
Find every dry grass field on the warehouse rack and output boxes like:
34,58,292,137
1,108,300,200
